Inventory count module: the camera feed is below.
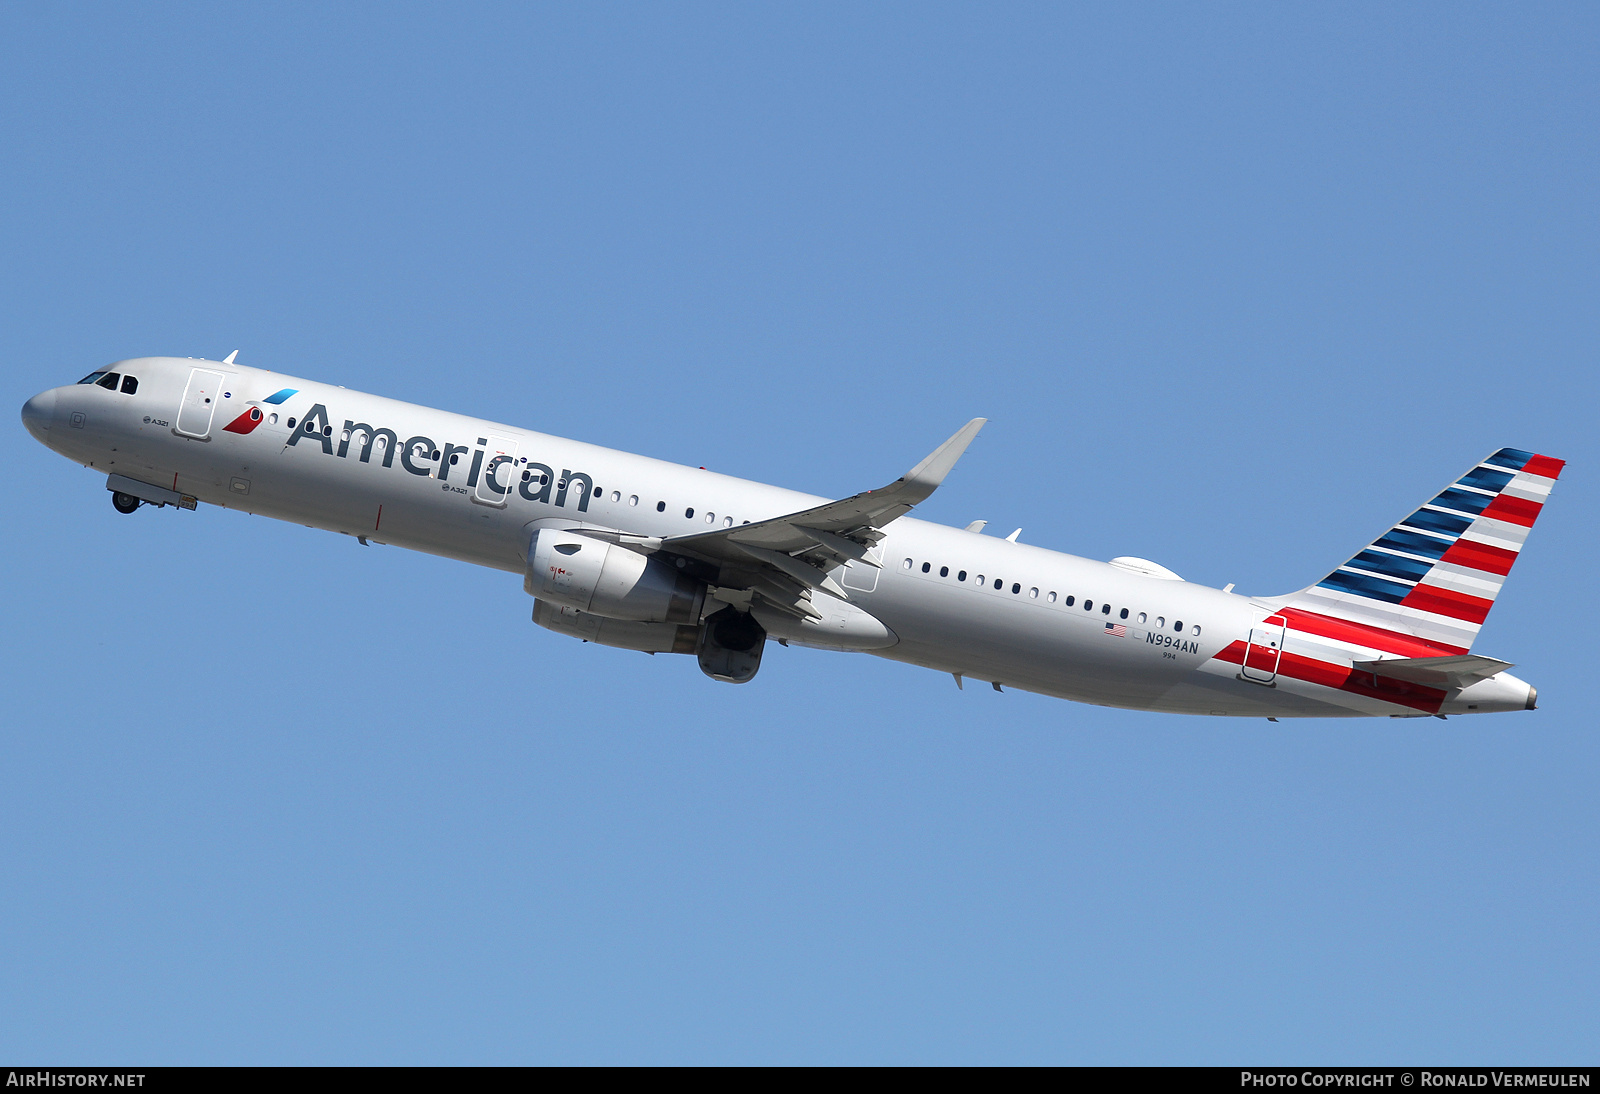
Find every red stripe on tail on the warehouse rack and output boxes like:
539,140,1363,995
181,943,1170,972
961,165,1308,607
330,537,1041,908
1522,454,1565,480
1401,584,1494,624
1480,493,1542,527
1275,607,1466,657
1439,537,1518,577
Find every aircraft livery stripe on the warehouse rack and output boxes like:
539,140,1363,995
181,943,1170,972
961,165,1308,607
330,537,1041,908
1212,641,1446,714
1438,538,1518,576
1276,607,1467,657
1521,454,1566,479
1485,448,1536,471
1372,528,1452,560
1478,492,1542,527
1401,508,1475,537
1317,569,1412,603
1430,487,1494,516
1348,549,1434,583
1457,465,1517,493
1400,583,1495,624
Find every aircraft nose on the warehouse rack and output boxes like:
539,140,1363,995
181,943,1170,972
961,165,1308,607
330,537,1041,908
21,389,56,443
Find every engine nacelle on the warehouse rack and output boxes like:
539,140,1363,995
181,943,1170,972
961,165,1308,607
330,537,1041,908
532,600,698,654
696,606,766,683
526,528,704,624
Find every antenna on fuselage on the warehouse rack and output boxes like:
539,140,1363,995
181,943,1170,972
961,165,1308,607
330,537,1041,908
222,350,239,365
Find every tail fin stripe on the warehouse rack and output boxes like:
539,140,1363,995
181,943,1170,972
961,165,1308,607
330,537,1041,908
1439,538,1517,576
1374,528,1452,559
1350,549,1434,582
1522,455,1566,479
1401,585,1494,624
1318,570,1411,602
1278,607,1466,657
1402,509,1475,537
1425,565,1505,597
1479,493,1542,527
1485,448,1537,470
1458,466,1518,492
1431,488,1495,516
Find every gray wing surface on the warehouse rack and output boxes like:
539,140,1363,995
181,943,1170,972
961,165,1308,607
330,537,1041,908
663,418,986,619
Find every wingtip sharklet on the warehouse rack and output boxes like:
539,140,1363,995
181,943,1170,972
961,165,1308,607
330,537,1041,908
899,417,986,501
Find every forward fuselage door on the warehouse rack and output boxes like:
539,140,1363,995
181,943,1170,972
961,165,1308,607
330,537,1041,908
1241,615,1287,684
472,434,521,507
175,368,225,439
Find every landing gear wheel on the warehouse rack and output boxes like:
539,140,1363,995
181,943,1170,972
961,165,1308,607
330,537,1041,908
112,491,141,514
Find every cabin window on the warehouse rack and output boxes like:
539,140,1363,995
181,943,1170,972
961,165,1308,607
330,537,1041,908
594,487,602,497
1047,591,1057,603
705,512,715,523
1029,588,1038,599
1155,616,1165,627
611,490,621,502
323,424,332,436
287,417,296,428
921,562,931,573
1191,625,1201,636
269,413,279,425
1012,583,1021,594
1137,612,1147,624
939,566,949,577
449,453,460,465
993,579,1002,590
120,375,138,394
341,429,351,442
1084,600,1093,611
521,470,531,481
629,495,639,506
958,570,967,581
431,450,441,460
1064,595,1075,606
1174,620,1184,632
1101,603,1111,615
657,501,665,512
723,516,733,527
1120,608,1129,619
685,507,694,519
96,373,120,390
902,558,913,569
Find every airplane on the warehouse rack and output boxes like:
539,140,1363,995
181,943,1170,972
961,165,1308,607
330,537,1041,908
21,355,1563,718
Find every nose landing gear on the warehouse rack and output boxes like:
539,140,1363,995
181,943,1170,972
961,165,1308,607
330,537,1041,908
111,491,141,514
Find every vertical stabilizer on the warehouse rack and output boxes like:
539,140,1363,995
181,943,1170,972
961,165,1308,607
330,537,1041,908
1279,448,1564,653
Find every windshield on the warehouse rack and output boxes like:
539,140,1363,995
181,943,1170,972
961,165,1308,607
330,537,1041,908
78,370,107,385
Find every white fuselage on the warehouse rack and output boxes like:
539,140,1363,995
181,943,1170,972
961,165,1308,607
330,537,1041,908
22,357,1537,718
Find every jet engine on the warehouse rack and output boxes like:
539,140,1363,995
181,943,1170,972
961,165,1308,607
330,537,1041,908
696,606,766,683
526,528,704,624
532,599,698,654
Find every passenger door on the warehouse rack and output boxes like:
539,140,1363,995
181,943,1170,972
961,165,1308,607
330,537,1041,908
174,368,225,439
1241,615,1287,683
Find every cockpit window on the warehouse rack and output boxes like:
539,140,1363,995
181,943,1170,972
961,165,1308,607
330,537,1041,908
78,371,107,385
95,372,121,390
120,375,138,395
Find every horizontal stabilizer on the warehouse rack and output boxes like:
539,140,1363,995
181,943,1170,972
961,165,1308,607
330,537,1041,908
1351,654,1514,689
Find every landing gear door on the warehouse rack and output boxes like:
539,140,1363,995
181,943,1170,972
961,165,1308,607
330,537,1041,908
472,434,520,507
175,368,225,439
1241,615,1287,684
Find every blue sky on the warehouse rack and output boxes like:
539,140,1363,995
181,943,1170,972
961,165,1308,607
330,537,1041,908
2,2,1596,1064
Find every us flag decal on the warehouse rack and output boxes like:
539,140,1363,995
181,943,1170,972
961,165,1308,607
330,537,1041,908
1103,622,1127,638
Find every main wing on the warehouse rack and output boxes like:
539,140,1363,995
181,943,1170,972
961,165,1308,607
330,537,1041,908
663,418,986,620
